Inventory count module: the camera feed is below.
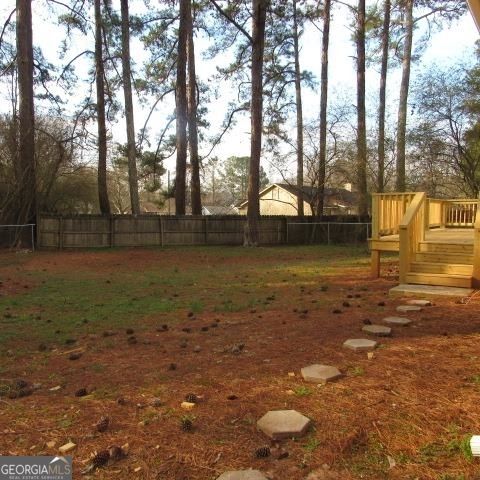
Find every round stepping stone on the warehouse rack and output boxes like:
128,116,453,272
257,410,311,440
343,338,377,352
217,470,268,480
383,316,412,326
301,364,343,384
406,299,432,307
362,324,392,337
396,305,422,313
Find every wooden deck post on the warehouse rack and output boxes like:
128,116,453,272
371,250,380,278
473,204,480,289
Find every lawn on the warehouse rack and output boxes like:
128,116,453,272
0,245,479,480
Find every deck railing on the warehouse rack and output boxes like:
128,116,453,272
399,192,426,284
444,200,478,227
474,201,480,288
371,192,417,239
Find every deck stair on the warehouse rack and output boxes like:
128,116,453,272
371,192,480,290
406,241,474,288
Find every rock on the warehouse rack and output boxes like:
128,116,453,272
181,401,195,410
217,470,268,480
194,345,201,353
383,316,412,326
46,441,56,449
406,299,432,307
58,441,76,454
361,325,392,337
68,352,82,361
257,410,312,440
305,467,342,479
301,364,343,384
343,339,377,352
396,305,422,313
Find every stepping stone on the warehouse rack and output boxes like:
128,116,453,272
396,305,422,313
406,299,432,307
383,316,412,326
343,339,377,352
217,470,268,480
362,325,391,337
301,364,342,384
257,410,311,440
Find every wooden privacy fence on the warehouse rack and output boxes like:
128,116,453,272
37,215,371,249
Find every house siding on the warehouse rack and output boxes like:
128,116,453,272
238,185,312,215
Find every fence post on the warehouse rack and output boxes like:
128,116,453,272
327,223,330,245
109,216,115,247
204,217,208,245
284,217,288,244
59,217,64,250
160,217,165,246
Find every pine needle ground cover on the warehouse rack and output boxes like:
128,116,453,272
0,246,479,479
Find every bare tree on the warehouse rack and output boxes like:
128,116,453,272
356,0,368,215
94,0,110,214
186,0,201,215
16,0,36,225
395,0,413,192
120,0,140,214
244,0,269,246
175,0,188,215
377,0,391,193
317,0,331,218
293,0,304,217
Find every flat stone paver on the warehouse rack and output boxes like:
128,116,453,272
257,410,311,440
396,305,422,313
217,470,268,480
343,339,377,352
362,325,392,336
390,284,473,297
406,299,432,307
383,316,412,326
301,364,342,384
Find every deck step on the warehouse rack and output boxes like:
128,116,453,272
418,242,474,254
415,252,474,265
405,272,472,288
410,262,473,276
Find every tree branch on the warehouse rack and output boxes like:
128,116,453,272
209,0,252,44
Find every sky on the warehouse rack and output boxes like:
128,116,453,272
1,0,479,183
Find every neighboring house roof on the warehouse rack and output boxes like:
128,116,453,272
202,205,238,215
237,183,357,208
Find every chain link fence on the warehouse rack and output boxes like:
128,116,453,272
0,224,35,250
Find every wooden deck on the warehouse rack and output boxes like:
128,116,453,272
370,193,479,290
375,228,474,248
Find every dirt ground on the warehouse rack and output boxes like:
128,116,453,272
0,245,479,480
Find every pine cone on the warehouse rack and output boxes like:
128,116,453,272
255,446,270,458
95,416,110,433
91,450,110,468
184,393,198,403
75,388,88,397
181,418,193,432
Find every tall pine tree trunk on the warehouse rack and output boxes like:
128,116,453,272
244,0,268,246
293,0,304,217
94,0,110,215
356,0,368,216
187,0,201,215
395,0,413,192
377,0,390,193
16,0,36,225
175,0,188,215
317,0,331,219
120,0,140,215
